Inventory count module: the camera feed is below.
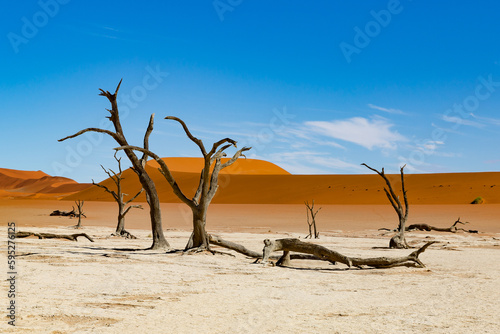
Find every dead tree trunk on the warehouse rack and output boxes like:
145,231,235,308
186,205,210,250
305,200,320,239
59,80,169,250
16,231,94,242
73,200,85,228
207,234,334,263
116,116,251,252
362,163,409,249
406,218,478,233
262,238,436,269
92,153,143,239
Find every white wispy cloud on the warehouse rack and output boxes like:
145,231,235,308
470,113,500,126
305,117,407,150
367,104,406,115
270,151,363,174
441,115,485,128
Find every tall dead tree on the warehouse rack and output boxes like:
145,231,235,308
305,200,320,239
92,153,143,238
59,80,169,250
73,200,85,228
362,163,409,249
117,116,251,251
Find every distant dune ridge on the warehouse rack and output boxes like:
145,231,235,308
66,158,500,205
1,159,499,204
0,168,90,199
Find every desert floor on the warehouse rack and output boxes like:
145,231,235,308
1,200,499,333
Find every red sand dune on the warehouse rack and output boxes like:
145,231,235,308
62,158,500,205
0,168,91,199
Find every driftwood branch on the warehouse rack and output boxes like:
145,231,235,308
261,238,436,269
15,231,94,242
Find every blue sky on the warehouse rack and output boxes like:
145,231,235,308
1,0,500,182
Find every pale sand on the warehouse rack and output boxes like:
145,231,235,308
1,201,500,333
1,227,499,333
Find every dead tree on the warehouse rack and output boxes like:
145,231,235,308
16,231,94,242
59,80,169,250
406,218,478,233
362,163,409,249
92,153,143,239
261,238,436,269
304,200,320,239
50,209,77,217
208,234,335,263
116,116,251,251
73,200,85,228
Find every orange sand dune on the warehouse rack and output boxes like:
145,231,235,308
64,158,500,205
147,157,291,175
0,167,91,199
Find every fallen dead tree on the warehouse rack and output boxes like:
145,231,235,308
208,235,334,263
261,238,436,269
50,209,77,217
15,231,94,242
380,218,478,234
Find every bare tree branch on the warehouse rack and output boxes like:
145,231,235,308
400,165,409,221
141,114,155,166
123,204,143,217
124,188,144,205
114,145,194,208
165,116,207,156
220,146,251,169
92,179,119,201
208,138,237,157
59,128,119,143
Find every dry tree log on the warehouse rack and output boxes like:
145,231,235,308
92,152,142,239
208,234,335,263
379,218,479,234
116,116,251,252
59,80,169,250
362,163,409,249
261,238,436,269
15,231,94,242
50,209,77,217
407,218,478,233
